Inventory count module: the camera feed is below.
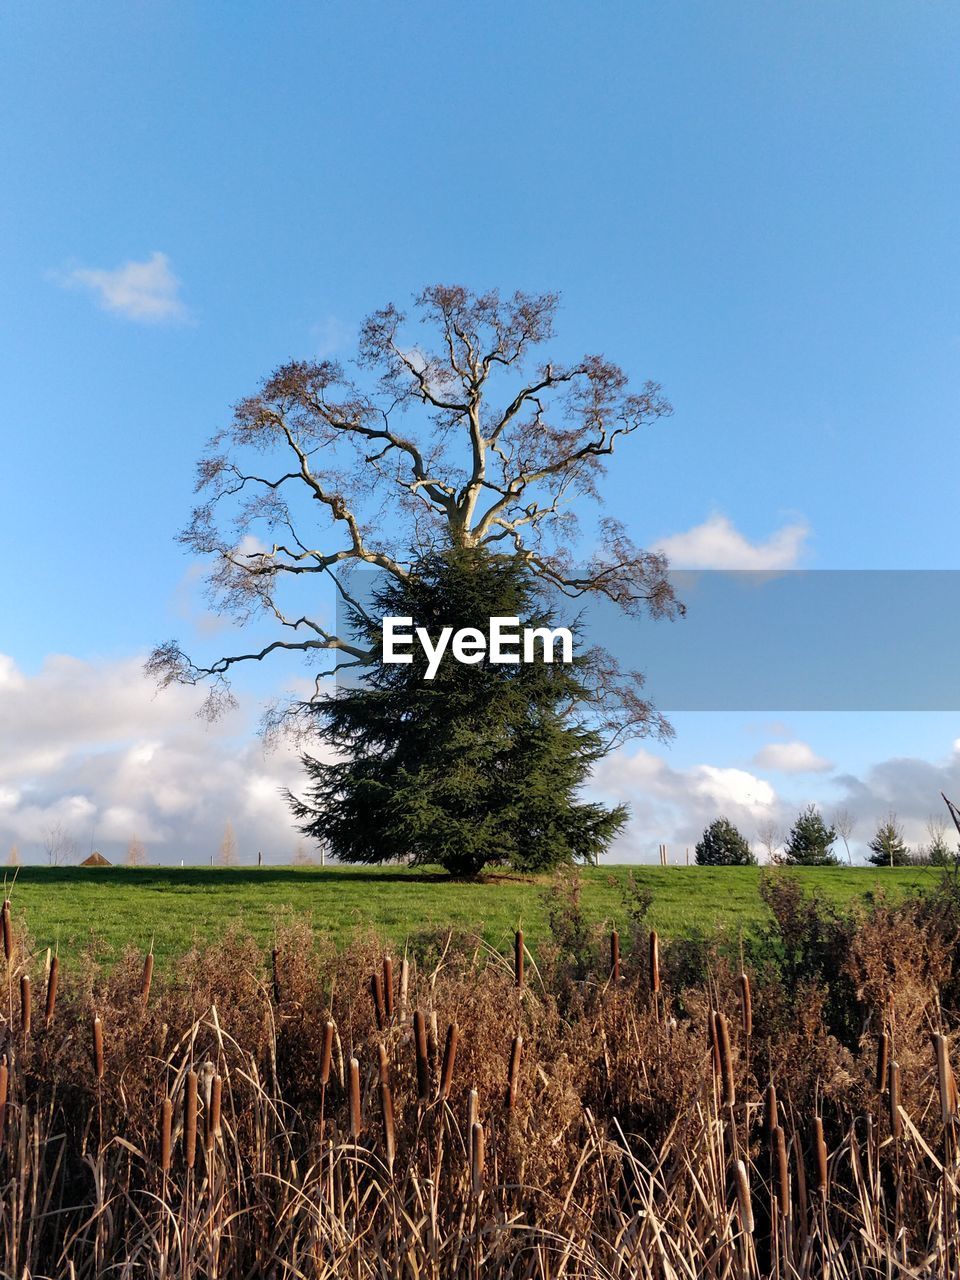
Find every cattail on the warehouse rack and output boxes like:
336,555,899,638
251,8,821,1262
506,1034,522,1111
708,1009,721,1076
377,1041,391,1086
20,975,31,1040
92,1014,105,1080
610,930,620,983
763,1082,778,1137
514,929,524,988
471,1121,485,1195
382,956,394,1018
184,1070,198,1169
888,1060,901,1141
380,1072,395,1172
45,956,59,1027
876,1029,889,1090
735,1159,754,1234
649,930,661,994
160,1096,172,1171
271,947,281,1004
813,1117,828,1193
439,1023,459,1099
349,1056,362,1139
206,1074,222,1149
715,1011,735,1108
773,1125,789,1216
413,1010,430,1101
370,972,385,1029
0,1057,8,1144
140,951,154,1006
428,1010,439,1067
738,971,752,1038
320,1020,335,1087
1,900,11,962
934,1033,953,1128
399,954,410,1017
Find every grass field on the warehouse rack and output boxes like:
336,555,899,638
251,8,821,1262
2,862,942,964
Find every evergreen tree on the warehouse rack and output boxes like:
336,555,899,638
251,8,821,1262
782,805,840,866
694,817,756,866
867,814,912,867
288,550,626,878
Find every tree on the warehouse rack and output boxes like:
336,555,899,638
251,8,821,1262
125,836,147,867
44,822,77,867
148,285,680,744
924,816,957,867
867,813,912,867
292,841,314,866
782,805,839,866
218,820,237,867
5,845,20,868
288,550,627,878
756,819,783,865
695,818,757,867
831,807,855,865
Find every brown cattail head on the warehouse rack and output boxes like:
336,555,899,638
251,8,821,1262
370,972,385,1030
206,1075,222,1149
763,1082,779,1137
271,947,281,1005
140,951,154,1006
738,971,753,1038
934,1033,953,1129
514,929,524,989
399,954,410,1017
506,1034,523,1111
380,1072,395,1173
649,930,661,994
439,1023,459,1100
735,1159,755,1234
349,1057,362,1139
382,956,394,1018
708,1009,721,1077
1,901,12,963
471,1121,485,1195
92,1014,105,1080
160,1096,173,1171
716,1012,735,1108
814,1117,828,1193
377,1041,390,1087
773,1125,790,1217
888,1060,901,1141
0,1056,8,1140
184,1070,198,1169
610,930,620,983
413,1010,430,1101
320,1020,335,1088
45,956,59,1028
876,1029,889,1091
20,975,31,1040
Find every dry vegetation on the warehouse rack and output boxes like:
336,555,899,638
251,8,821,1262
2,870,960,1277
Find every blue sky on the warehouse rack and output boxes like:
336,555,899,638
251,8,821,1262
2,3,959,863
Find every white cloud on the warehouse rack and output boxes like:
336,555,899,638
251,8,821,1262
0,652,325,864
54,251,190,323
652,514,810,570
752,741,834,774
591,748,780,861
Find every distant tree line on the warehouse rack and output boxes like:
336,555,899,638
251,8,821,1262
694,806,959,867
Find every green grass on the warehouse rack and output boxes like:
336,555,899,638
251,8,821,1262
1,863,943,966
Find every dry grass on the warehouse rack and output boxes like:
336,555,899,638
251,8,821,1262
0,871,960,1277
